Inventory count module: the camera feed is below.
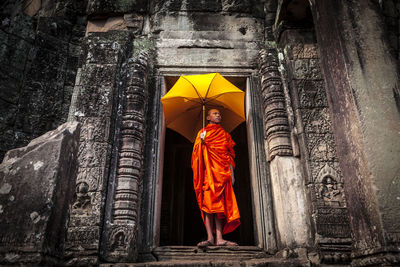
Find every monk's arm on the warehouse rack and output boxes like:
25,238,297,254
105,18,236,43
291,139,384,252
230,164,235,185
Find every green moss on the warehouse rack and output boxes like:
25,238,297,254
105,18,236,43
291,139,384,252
132,37,155,58
265,41,277,48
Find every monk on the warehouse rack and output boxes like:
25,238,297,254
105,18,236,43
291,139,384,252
191,108,240,247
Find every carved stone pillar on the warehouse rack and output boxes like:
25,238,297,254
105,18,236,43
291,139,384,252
259,47,312,249
101,52,149,262
65,31,134,266
259,48,293,162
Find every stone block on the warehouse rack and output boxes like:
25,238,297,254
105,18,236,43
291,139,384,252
152,12,264,40
36,17,73,41
315,207,351,238
87,0,148,15
288,44,318,59
75,85,114,118
7,14,36,41
0,130,14,162
66,225,100,247
80,64,118,87
85,31,133,64
26,50,67,82
290,59,322,80
86,17,128,35
0,99,17,130
0,71,22,104
1,36,32,72
23,0,41,16
35,33,69,53
153,0,222,12
0,122,80,265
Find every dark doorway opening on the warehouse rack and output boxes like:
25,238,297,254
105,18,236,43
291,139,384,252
160,76,254,246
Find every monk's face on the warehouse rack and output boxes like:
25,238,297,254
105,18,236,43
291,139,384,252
207,109,221,124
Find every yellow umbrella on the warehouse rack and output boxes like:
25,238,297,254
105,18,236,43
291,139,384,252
161,73,245,142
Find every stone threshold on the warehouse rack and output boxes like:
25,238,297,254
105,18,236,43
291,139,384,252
153,246,269,261
99,246,311,266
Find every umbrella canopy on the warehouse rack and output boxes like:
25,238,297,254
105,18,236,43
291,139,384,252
161,73,245,142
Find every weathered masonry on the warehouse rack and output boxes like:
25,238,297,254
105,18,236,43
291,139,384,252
0,0,399,266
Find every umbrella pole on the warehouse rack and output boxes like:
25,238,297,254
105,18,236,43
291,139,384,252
202,104,205,133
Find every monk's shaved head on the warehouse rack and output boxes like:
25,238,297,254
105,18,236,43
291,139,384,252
207,109,222,124
207,108,220,116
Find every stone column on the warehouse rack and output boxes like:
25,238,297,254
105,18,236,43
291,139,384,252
311,0,400,265
259,48,312,249
101,52,149,262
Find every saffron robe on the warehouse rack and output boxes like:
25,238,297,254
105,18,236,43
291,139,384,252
191,124,240,234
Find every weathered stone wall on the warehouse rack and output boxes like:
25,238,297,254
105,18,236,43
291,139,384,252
311,0,400,265
280,28,352,264
0,0,87,161
1,0,399,265
152,0,265,70
380,0,400,65
65,31,140,265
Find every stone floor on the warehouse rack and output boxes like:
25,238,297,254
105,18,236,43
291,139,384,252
100,246,311,267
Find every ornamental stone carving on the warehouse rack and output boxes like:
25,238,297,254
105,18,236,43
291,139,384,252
316,164,345,207
258,48,293,161
102,51,149,262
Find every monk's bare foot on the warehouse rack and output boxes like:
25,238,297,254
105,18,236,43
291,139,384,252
216,240,238,246
197,239,214,247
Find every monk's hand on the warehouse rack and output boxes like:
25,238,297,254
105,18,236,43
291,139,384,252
230,164,235,185
200,130,206,144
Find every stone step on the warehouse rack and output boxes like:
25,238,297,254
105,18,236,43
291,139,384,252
101,258,309,267
100,246,311,267
153,246,268,261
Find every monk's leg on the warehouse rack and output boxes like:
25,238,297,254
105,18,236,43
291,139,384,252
215,216,224,245
204,212,214,243
215,216,238,246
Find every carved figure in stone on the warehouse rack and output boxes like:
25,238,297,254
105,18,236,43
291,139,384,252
72,182,91,210
319,176,343,206
192,109,240,247
111,231,125,249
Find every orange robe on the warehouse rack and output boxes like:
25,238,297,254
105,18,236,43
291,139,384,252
191,124,240,234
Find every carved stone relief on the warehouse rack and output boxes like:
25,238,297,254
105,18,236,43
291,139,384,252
65,31,135,266
284,41,352,262
315,164,346,207
72,182,91,210
101,52,149,262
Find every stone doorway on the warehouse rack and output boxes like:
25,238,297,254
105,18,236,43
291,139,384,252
140,73,276,259
159,76,254,246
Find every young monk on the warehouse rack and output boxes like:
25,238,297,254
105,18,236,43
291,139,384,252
191,108,240,247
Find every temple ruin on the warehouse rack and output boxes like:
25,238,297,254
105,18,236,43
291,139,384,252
1,0,399,266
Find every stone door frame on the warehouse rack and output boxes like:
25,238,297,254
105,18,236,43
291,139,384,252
139,68,277,259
